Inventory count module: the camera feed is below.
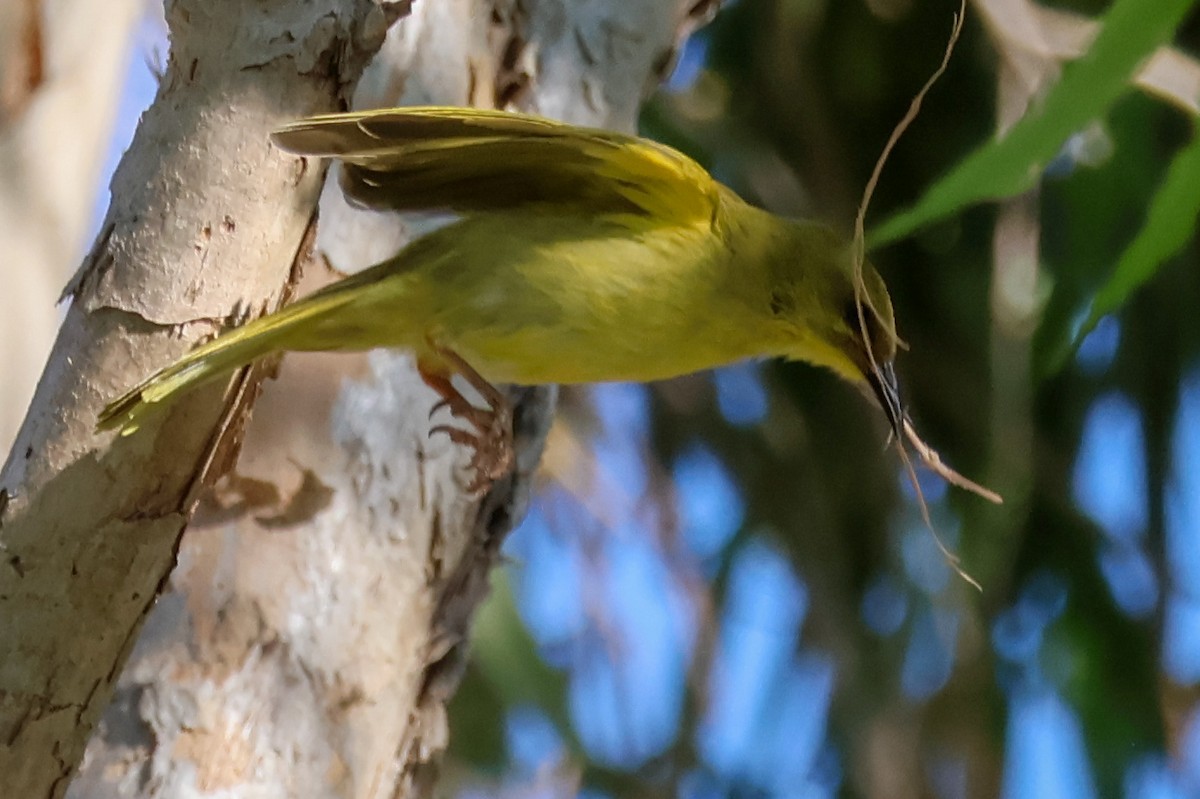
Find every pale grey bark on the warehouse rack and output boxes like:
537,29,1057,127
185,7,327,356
0,0,143,454
67,1,716,798
0,0,394,795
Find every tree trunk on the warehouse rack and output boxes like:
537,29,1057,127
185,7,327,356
66,1,715,798
0,0,392,795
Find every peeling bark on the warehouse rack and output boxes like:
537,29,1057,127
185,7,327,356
68,1,716,798
0,1,394,796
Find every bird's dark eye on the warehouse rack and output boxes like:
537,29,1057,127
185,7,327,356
769,288,791,317
843,297,868,334
845,295,891,357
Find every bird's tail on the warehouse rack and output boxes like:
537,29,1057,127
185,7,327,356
96,286,362,435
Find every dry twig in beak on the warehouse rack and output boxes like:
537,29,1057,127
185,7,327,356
903,419,1004,505
848,0,1001,590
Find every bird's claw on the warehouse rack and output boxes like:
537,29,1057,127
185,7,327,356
428,398,451,420
428,404,514,493
421,345,515,494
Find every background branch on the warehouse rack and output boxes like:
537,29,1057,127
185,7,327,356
0,0,143,452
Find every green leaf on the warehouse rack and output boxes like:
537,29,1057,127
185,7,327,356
464,572,573,734
1078,130,1200,338
452,573,650,795
447,572,573,770
868,0,1197,248
1030,93,1166,379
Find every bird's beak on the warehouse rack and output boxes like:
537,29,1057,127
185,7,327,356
867,360,904,437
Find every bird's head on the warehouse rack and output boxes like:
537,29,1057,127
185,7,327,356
843,261,904,435
773,224,903,434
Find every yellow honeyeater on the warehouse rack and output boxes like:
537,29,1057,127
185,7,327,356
99,107,903,487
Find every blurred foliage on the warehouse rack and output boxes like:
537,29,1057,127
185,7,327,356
1080,131,1200,342
447,1,1200,797
871,0,1196,249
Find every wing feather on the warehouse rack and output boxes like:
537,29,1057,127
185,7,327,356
271,107,718,225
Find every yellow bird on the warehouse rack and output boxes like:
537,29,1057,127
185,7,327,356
98,107,904,489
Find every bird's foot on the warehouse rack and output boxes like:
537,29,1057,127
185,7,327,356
419,347,514,493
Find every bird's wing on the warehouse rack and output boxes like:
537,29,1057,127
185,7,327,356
271,107,719,226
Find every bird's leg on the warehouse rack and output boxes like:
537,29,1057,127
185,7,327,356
418,346,514,492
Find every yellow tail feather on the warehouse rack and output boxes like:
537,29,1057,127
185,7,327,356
96,289,361,435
